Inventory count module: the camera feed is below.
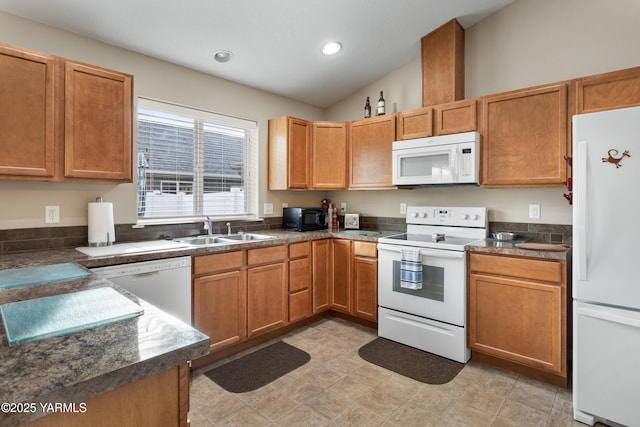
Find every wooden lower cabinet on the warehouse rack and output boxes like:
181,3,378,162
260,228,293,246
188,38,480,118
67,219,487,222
246,246,288,337
26,365,189,427
330,239,352,313
312,239,331,313
193,251,246,352
352,242,378,322
330,239,378,322
467,252,568,386
288,242,312,322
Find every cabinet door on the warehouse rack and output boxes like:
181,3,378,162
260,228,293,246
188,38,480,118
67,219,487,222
396,107,433,140
434,99,477,135
482,83,568,187
247,262,287,337
468,273,563,374
349,115,396,189
311,121,348,189
312,239,331,313
268,116,310,189
64,61,132,181
421,18,464,106
193,270,246,352
330,239,352,313
287,117,310,189
575,66,640,114
352,242,377,321
0,44,57,179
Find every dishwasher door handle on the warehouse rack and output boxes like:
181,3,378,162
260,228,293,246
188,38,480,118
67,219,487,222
128,271,161,280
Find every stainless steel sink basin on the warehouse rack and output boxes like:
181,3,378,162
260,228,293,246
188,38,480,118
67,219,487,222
174,233,275,246
217,233,274,242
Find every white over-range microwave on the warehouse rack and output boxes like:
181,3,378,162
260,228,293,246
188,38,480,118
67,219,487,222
392,131,480,186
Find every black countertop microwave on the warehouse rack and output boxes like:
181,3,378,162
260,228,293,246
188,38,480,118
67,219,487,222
283,207,327,231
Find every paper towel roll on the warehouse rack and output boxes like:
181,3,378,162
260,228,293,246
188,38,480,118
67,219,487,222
88,201,115,246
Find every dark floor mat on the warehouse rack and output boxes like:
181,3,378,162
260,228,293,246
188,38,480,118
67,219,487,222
358,338,464,385
204,341,310,393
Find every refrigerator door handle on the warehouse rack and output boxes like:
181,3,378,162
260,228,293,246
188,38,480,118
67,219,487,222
575,141,588,281
577,302,640,329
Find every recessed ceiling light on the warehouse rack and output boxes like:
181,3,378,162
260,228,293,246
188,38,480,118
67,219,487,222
213,50,233,63
322,41,342,56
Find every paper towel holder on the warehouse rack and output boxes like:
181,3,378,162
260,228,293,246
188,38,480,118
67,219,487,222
88,196,115,247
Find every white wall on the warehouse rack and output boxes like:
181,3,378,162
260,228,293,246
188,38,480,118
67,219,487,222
326,0,640,224
0,11,325,229
2,0,640,229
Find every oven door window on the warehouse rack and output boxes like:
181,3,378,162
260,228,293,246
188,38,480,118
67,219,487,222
392,260,444,301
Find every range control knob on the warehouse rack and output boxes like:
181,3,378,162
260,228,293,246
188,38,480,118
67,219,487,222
412,212,419,218
460,213,469,220
420,212,428,218
470,214,479,220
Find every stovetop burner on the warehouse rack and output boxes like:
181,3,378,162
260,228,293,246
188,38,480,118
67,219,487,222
378,206,488,251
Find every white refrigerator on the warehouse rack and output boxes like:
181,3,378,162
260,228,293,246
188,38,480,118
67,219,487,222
572,106,640,426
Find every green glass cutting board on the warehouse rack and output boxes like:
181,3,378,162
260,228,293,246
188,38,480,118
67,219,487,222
1,287,143,347
0,263,90,289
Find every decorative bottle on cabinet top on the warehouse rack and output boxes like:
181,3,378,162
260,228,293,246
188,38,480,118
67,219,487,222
377,91,385,116
364,96,371,118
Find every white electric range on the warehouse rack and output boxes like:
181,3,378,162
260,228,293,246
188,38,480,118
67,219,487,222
377,206,487,363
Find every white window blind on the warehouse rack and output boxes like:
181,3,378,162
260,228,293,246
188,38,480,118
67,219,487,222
136,97,258,223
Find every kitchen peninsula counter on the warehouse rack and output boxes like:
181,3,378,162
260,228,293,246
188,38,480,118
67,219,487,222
0,265,209,427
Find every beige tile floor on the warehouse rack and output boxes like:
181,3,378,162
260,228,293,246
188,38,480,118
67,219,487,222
189,317,597,427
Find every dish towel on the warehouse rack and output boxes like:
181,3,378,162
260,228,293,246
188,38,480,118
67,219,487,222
400,248,423,289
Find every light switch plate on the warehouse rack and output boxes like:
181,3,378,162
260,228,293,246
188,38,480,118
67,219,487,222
529,204,541,219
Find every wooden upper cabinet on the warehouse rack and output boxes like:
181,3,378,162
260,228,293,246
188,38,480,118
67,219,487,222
435,99,477,135
481,83,568,187
268,116,310,190
421,18,464,106
349,114,396,189
575,66,640,114
64,61,133,181
311,121,348,189
0,44,58,180
396,107,433,140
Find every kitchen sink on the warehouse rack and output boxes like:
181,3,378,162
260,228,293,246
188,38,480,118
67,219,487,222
174,233,275,246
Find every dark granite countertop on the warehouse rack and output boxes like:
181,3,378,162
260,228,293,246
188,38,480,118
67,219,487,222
0,268,209,426
465,239,572,261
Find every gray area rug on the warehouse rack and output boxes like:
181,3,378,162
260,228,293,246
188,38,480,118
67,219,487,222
204,341,310,393
358,338,464,384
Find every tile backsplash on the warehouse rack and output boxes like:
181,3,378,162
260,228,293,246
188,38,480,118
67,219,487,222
0,216,571,255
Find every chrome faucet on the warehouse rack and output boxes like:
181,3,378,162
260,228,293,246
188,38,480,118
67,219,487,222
205,216,213,236
226,222,232,235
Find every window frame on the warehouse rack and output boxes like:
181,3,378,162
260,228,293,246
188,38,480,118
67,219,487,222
135,97,259,226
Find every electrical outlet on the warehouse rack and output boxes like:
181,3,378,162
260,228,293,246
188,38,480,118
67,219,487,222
282,202,288,208
263,203,273,215
529,204,541,219
340,202,347,213
400,203,407,214
45,205,60,223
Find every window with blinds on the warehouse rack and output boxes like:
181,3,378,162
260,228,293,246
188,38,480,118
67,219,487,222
136,98,258,223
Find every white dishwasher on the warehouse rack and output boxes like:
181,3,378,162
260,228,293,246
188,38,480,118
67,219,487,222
91,256,192,325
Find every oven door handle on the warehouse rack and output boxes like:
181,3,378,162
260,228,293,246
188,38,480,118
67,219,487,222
377,243,464,259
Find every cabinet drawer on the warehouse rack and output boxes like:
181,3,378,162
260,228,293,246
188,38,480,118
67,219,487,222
247,245,286,266
289,289,311,322
353,241,377,258
289,241,310,259
469,253,562,283
194,251,243,276
289,257,310,292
